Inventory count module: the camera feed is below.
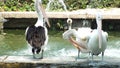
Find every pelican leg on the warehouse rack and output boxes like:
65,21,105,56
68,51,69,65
102,51,104,61
75,50,80,61
91,53,94,62
32,48,35,58
36,48,41,54
77,50,80,59
88,52,91,60
40,49,44,59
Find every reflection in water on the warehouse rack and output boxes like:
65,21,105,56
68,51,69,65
0,30,120,59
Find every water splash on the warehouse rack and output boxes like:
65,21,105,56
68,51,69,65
0,30,120,60
82,20,91,27
58,0,67,12
46,0,69,15
105,49,120,58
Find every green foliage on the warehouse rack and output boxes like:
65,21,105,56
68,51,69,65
65,0,120,10
45,0,66,11
88,0,119,8
0,0,120,11
65,0,89,11
0,0,35,11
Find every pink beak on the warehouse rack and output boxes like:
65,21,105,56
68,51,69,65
39,3,50,28
97,17,102,48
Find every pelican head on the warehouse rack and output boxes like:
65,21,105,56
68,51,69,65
67,18,72,30
35,0,50,27
39,0,50,27
96,12,102,30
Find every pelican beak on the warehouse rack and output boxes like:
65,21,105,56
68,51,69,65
96,12,102,49
39,3,51,27
97,20,102,48
69,37,87,50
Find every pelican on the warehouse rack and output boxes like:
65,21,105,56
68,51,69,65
63,19,92,59
25,0,50,59
87,13,108,61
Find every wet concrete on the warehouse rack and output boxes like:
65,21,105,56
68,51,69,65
0,56,120,68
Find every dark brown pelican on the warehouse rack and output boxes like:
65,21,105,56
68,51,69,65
25,0,50,59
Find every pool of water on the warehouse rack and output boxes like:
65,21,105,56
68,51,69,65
0,29,120,59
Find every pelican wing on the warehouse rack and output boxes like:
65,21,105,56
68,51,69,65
26,25,46,48
26,25,36,43
63,29,77,40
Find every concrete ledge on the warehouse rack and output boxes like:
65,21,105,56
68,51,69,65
1,8,120,19
0,56,120,68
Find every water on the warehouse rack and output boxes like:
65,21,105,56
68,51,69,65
0,29,120,59
46,0,70,18
46,0,66,10
105,31,120,58
46,0,65,11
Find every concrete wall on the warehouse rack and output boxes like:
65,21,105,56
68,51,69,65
3,18,120,31
4,18,37,29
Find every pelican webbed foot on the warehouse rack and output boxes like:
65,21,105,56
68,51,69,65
32,48,44,59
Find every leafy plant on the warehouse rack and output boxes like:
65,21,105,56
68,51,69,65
1,0,35,11
0,0,120,11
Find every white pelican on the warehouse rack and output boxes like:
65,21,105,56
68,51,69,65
63,19,92,59
87,13,108,61
25,0,50,59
